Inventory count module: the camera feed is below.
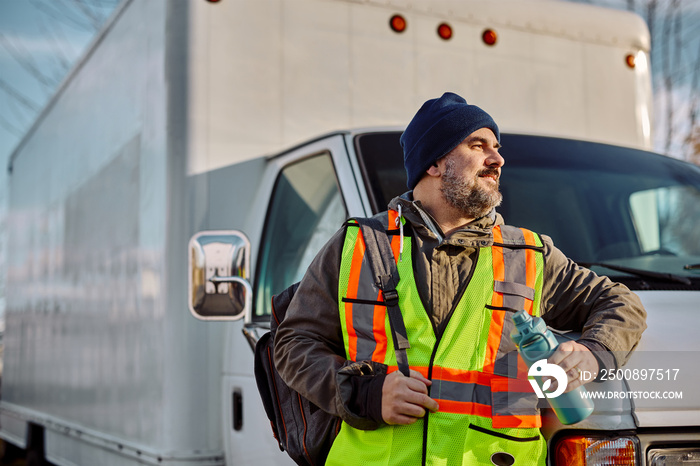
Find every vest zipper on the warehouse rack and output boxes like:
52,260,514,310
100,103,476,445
421,247,481,466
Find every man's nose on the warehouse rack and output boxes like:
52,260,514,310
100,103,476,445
486,148,505,168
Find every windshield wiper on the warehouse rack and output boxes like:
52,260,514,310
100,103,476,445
684,264,700,270
578,262,692,285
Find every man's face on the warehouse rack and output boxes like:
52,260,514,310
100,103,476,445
438,128,504,219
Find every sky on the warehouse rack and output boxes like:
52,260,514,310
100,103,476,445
0,0,699,315
0,0,120,316
0,0,119,156
569,0,700,159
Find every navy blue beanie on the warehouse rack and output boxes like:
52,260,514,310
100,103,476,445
400,92,500,189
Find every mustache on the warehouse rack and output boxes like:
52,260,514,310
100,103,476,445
478,168,500,179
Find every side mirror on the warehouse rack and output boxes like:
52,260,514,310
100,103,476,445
188,230,252,321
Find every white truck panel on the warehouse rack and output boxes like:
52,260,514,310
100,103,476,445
596,291,699,428
3,0,225,462
186,0,652,175
5,0,168,446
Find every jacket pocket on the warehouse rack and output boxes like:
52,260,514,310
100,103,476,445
493,280,535,312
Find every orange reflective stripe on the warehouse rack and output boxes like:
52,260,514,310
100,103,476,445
490,375,533,393
492,226,505,287
490,231,505,308
371,295,388,363
483,310,505,373
484,227,505,372
520,227,538,247
386,365,430,379
387,209,399,231
492,414,542,429
521,228,537,314
345,230,367,361
437,400,492,417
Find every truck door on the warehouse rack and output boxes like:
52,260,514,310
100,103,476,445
252,134,365,318
225,134,365,465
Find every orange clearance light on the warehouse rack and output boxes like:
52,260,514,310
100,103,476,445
626,53,637,69
437,23,453,41
390,14,407,33
482,28,498,46
555,435,637,466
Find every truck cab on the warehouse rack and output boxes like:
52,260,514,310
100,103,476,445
203,129,700,464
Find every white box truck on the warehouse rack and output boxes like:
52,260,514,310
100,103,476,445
2,0,698,465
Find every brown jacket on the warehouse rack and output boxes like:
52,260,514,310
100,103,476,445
274,193,647,429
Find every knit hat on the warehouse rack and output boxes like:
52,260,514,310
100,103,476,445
400,92,500,189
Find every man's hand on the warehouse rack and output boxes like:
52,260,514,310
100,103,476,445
547,341,599,393
381,370,439,425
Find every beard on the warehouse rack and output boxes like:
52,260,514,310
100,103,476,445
440,157,503,219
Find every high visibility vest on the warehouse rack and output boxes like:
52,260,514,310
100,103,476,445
327,210,547,466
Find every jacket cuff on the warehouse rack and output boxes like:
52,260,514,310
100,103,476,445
349,373,386,425
577,338,616,382
336,361,388,429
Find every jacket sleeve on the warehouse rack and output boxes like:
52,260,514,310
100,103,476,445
539,235,647,368
273,226,386,430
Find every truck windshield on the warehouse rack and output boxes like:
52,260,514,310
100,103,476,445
355,132,700,290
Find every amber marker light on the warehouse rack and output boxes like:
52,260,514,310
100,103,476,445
437,23,453,41
626,53,637,69
555,435,638,466
482,28,498,46
390,14,407,33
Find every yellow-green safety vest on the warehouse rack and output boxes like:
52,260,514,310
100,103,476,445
327,210,547,466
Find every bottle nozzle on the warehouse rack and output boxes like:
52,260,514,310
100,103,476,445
512,309,531,326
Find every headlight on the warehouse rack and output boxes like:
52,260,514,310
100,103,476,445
648,447,700,465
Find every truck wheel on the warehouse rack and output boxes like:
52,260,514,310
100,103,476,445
25,423,49,466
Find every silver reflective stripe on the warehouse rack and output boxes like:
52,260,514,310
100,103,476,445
494,351,520,379
492,390,539,417
353,237,380,361
494,281,535,301
498,226,532,310
434,380,493,406
493,226,534,377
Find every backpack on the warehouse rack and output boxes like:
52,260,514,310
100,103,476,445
253,216,411,466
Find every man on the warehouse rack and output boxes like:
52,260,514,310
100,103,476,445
274,92,646,465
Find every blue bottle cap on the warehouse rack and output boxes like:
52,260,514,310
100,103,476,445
512,310,530,326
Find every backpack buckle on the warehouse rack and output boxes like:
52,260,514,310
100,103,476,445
383,289,399,307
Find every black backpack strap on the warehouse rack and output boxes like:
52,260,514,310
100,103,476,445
354,216,411,377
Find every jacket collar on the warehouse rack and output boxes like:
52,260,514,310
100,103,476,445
388,192,503,247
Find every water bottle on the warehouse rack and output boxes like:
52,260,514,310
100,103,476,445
510,310,594,425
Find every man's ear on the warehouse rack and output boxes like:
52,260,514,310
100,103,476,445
425,161,441,177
